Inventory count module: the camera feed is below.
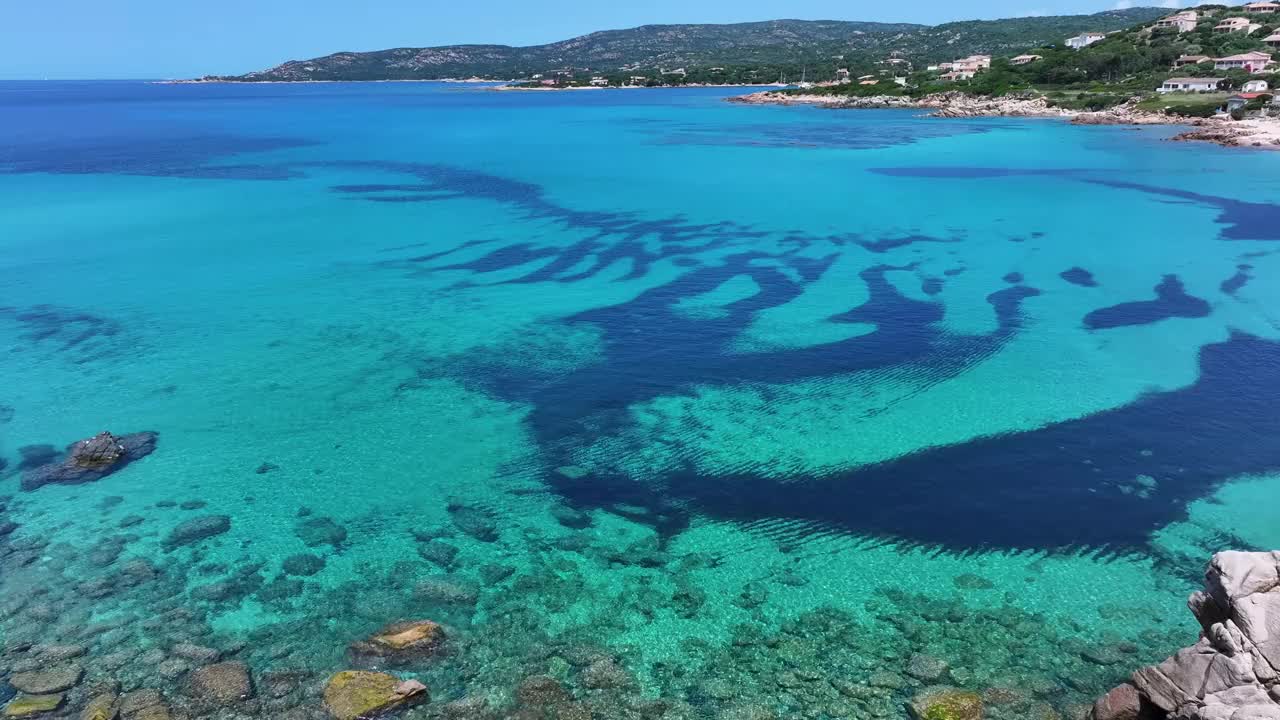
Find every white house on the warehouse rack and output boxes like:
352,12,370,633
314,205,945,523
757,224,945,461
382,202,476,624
1066,32,1107,49
1155,11,1199,32
1243,79,1270,92
1265,32,1280,48
1011,54,1042,65
1157,77,1224,93
1243,1,1279,12
1214,51,1274,73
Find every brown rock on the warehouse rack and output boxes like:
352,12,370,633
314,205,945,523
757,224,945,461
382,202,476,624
907,686,983,720
515,676,571,706
186,661,253,706
349,620,444,662
1090,684,1140,720
3,694,65,718
322,671,427,720
9,665,83,694
80,694,119,720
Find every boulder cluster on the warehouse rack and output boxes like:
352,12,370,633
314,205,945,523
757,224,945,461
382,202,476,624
1093,551,1280,720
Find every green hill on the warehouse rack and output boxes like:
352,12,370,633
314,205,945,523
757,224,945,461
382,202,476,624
205,9,1169,83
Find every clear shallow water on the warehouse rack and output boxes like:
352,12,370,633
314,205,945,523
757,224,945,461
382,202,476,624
2,80,1280,719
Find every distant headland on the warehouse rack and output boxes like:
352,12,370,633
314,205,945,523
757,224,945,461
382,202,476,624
189,9,1167,86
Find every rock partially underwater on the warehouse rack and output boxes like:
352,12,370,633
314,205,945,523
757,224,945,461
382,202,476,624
1093,551,1280,720
20,431,158,491
322,671,427,720
349,620,446,665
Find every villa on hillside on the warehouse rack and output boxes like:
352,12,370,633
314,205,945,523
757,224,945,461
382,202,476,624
1066,32,1107,49
1157,77,1224,93
1011,54,1042,65
1243,79,1270,92
1214,17,1262,34
1266,32,1280,47
1243,1,1279,12
1214,51,1274,72
1173,54,1211,67
1155,11,1199,32
945,54,990,79
835,68,850,83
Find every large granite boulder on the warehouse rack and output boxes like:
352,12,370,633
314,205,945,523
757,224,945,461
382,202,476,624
322,671,427,720
1093,551,1280,720
21,431,158,491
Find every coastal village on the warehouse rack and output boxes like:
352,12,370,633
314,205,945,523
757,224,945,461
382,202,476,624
509,2,1280,133
723,2,1280,148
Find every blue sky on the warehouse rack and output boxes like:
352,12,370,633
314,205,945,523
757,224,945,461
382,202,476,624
2,0,1170,79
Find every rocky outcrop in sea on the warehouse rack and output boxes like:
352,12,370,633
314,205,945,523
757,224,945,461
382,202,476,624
1092,551,1280,720
20,431,158,491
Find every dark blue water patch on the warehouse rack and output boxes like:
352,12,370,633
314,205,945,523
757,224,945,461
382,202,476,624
1083,275,1210,330
653,332,1280,552
1221,264,1253,295
319,162,770,270
943,267,965,277
449,260,1036,543
869,167,1091,179
1003,272,1023,284
0,136,313,179
922,278,943,296
855,235,961,254
0,304,125,363
653,119,1005,151
1087,180,1280,242
1061,267,1098,287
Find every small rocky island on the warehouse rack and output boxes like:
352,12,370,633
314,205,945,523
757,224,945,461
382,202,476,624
20,431,158,491
1091,551,1280,720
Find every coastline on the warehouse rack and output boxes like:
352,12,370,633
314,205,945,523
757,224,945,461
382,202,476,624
729,90,1280,151
488,82,784,91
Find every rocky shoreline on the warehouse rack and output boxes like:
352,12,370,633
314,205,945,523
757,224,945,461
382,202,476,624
730,91,1280,150
1090,551,1280,720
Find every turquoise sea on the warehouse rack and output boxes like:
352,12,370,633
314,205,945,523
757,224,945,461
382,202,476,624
2,80,1280,720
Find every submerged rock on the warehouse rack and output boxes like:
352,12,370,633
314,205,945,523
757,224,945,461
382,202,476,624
447,501,499,542
118,689,171,720
282,553,326,577
295,517,347,548
186,661,253,706
80,693,118,720
3,694,64,718
550,505,593,530
350,620,445,663
417,540,459,567
908,686,983,720
16,445,59,472
21,431,158,491
162,515,230,551
9,665,83,694
322,671,427,720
